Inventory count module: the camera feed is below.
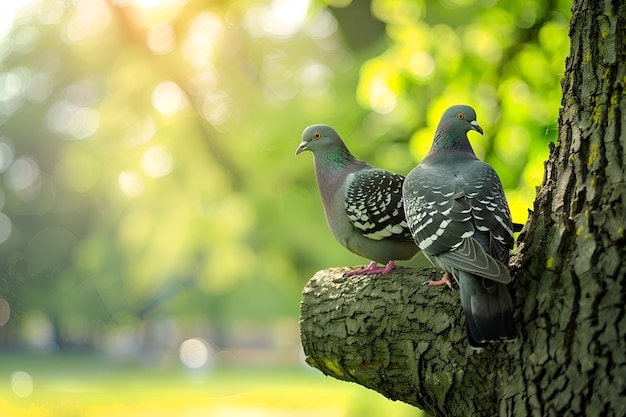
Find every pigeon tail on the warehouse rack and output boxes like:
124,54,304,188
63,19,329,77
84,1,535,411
458,270,517,348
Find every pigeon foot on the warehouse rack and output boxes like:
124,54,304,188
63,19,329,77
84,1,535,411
343,261,401,277
423,272,454,290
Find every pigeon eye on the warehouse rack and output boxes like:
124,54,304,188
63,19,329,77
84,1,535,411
313,132,321,140
457,113,465,120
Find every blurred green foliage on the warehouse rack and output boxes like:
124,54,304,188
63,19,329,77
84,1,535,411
0,0,570,350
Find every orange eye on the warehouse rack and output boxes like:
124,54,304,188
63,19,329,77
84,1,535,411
457,113,465,120
313,132,321,140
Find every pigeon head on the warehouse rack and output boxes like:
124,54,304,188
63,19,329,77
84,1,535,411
295,124,345,156
438,105,483,136
429,105,483,154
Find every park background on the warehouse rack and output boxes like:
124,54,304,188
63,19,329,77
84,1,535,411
0,0,570,415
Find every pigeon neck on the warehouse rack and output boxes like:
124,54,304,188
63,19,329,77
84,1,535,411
428,127,475,156
314,145,357,203
316,144,356,172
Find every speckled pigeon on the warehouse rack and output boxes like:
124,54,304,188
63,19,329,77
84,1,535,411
296,124,419,276
402,105,517,348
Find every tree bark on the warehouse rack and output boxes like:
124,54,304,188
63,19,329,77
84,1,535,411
299,0,626,415
300,267,521,416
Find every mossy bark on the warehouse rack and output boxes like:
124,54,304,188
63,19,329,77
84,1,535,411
300,267,521,416
299,0,626,415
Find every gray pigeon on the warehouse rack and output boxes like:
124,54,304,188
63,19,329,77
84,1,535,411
296,124,419,276
402,105,517,348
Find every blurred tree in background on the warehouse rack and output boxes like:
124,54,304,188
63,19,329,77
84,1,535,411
0,0,569,355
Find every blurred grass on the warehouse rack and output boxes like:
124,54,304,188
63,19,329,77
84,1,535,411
0,353,423,417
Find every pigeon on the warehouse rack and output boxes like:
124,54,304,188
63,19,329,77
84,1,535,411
402,105,517,348
296,124,419,276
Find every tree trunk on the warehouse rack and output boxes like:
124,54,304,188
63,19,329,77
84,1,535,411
299,0,626,415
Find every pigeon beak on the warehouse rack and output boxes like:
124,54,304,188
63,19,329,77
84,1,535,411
470,120,484,135
295,141,308,155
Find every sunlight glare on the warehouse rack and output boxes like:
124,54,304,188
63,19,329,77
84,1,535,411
244,0,310,40
117,0,189,28
135,0,163,7
0,0,39,39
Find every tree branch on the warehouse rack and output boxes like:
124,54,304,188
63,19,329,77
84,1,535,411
299,266,523,416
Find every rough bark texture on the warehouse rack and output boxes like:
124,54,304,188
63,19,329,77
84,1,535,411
299,0,626,415
509,0,626,414
300,267,521,416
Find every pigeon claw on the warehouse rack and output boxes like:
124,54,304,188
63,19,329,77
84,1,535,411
343,261,401,277
423,272,454,290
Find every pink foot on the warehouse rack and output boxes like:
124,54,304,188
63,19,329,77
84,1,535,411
343,261,401,276
423,272,454,290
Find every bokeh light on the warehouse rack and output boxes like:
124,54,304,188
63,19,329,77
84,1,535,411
46,101,100,140
141,145,173,178
201,90,231,127
0,70,25,117
7,156,39,191
0,138,14,172
409,52,435,80
179,338,214,369
124,117,156,147
244,0,310,40
61,0,111,43
0,212,12,244
118,170,144,197
369,85,397,114
183,12,223,69
20,311,57,352
299,62,333,97
151,81,186,116
0,297,10,326
10,371,33,398
147,23,175,54
135,0,163,7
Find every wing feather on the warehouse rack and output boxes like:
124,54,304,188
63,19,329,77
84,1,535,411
403,157,514,278
345,168,413,241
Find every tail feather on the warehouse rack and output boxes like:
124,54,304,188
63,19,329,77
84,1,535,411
458,271,517,348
